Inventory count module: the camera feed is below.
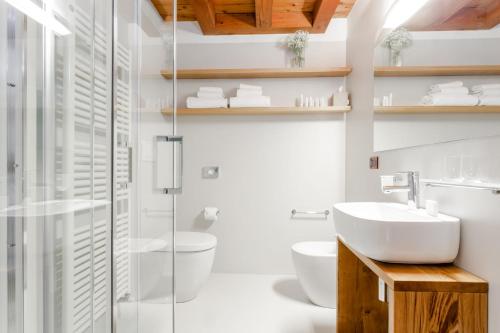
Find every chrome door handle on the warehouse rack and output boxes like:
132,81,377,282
156,135,183,194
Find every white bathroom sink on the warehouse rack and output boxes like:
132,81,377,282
333,202,460,264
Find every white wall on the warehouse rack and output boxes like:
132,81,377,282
173,20,347,274
347,0,500,331
177,115,345,274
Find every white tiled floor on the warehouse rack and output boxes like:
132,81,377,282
177,273,336,333
119,273,336,333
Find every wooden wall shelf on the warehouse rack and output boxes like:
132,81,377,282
375,105,500,114
338,238,488,333
160,67,352,80
374,65,500,77
161,106,350,116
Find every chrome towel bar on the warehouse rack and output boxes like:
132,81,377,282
291,209,330,217
421,179,500,195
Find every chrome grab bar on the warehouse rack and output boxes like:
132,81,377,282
143,208,174,217
291,209,330,217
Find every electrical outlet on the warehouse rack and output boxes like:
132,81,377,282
378,278,386,302
370,156,379,169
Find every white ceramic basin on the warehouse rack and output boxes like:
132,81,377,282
333,202,460,264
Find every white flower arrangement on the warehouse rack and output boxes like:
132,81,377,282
382,27,412,52
286,30,309,68
382,27,412,66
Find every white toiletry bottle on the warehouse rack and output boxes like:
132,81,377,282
334,86,349,107
426,200,439,217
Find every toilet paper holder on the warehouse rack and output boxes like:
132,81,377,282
203,207,220,215
203,207,220,222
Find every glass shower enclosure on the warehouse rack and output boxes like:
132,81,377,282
0,0,177,332
114,0,176,332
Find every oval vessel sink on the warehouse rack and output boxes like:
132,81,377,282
333,202,460,264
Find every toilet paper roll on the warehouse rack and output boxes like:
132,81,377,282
203,207,219,222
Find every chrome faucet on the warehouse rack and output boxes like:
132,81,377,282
381,171,420,209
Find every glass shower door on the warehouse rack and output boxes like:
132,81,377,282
0,0,113,332
113,1,176,333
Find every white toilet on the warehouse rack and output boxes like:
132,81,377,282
174,232,217,302
291,241,337,308
139,231,217,303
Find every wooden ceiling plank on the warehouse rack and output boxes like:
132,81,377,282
215,3,256,14
311,0,341,32
193,0,217,33
255,0,274,28
272,12,312,28
273,1,315,13
212,13,314,34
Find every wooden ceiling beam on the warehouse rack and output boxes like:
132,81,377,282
152,0,355,34
192,0,217,33
486,2,500,28
404,0,471,31
408,0,500,31
311,0,340,32
430,9,488,31
405,0,479,31
255,0,273,28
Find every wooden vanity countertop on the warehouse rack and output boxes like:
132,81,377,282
339,239,488,293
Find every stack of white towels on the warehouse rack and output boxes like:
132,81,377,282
229,84,271,108
187,87,228,108
421,81,500,106
422,81,477,106
472,84,500,106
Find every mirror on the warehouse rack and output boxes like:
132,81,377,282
373,0,500,152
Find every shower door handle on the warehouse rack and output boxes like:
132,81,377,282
156,135,183,194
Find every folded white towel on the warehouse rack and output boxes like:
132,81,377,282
199,87,224,94
429,86,469,95
187,97,228,108
229,96,271,108
430,81,463,91
478,96,500,106
475,88,500,97
197,91,224,99
421,94,478,106
239,83,262,90
236,89,263,97
472,84,500,92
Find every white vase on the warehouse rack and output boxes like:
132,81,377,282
389,49,403,67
